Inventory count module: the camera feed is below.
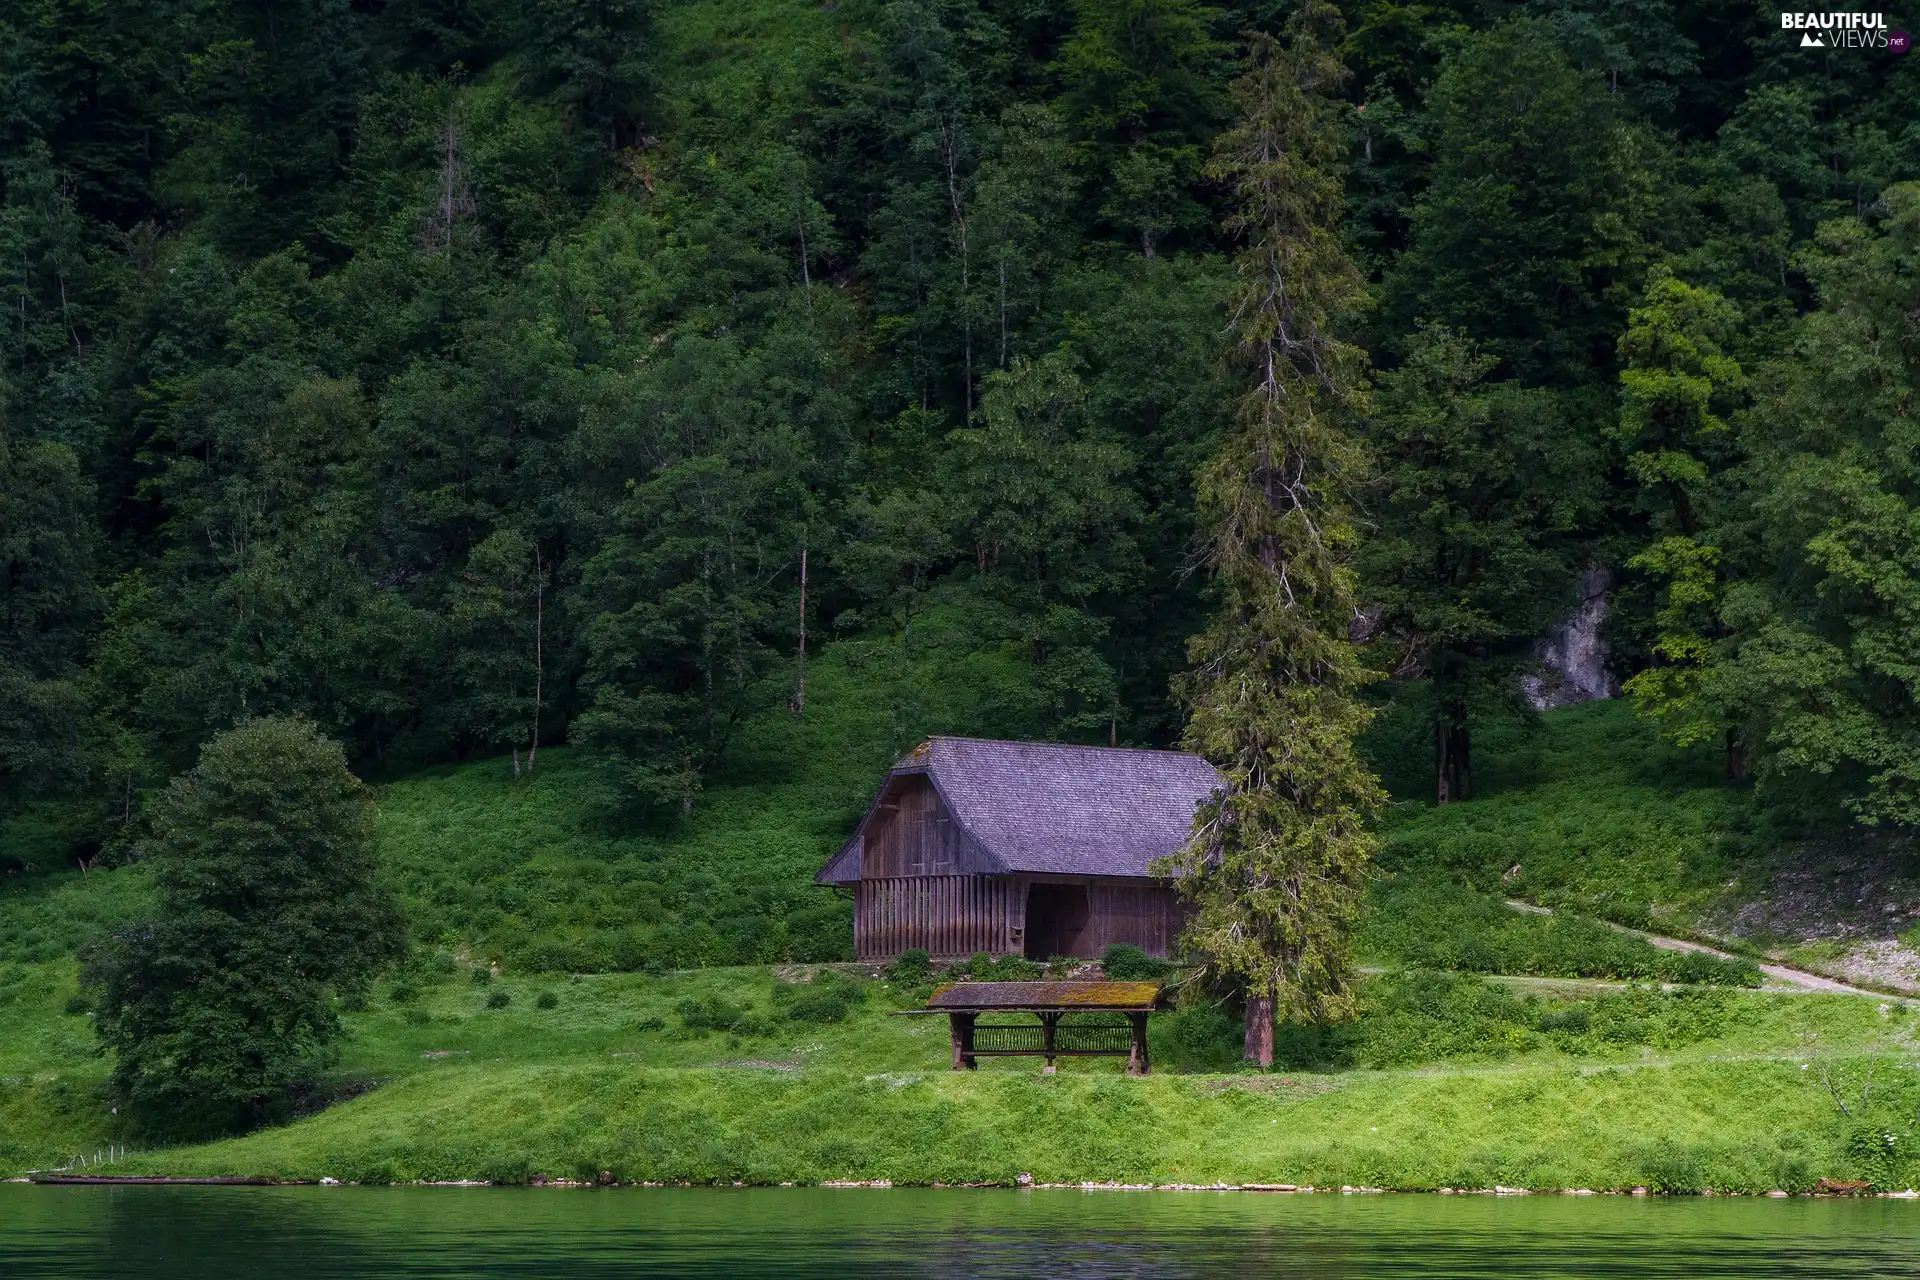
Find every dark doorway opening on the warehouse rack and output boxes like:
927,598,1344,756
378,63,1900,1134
1024,883,1090,960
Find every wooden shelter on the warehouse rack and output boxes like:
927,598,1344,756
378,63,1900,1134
926,980,1165,1074
816,738,1221,962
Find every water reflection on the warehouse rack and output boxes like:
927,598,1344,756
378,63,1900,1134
1,1186,1912,1278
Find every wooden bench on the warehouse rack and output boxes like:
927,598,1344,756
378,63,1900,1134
923,980,1163,1075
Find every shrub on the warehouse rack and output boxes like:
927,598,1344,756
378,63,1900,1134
485,989,511,1009
1101,944,1172,981
62,993,90,1016
388,983,419,1004
471,968,494,985
535,990,559,1010
635,1014,666,1032
773,969,868,1023
786,991,852,1023
944,952,1043,981
81,716,405,1129
886,949,933,984
1640,1140,1708,1194
675,995,748,1032
1159,1003,1241,1071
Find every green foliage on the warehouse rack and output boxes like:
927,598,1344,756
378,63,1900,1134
1099,943,1172,981
0,429,99,804
772,969,868,1024
1380,16,1658,388
486,989,512,1010
943,952,1044,981
1361,325,1600,800
1276,972,1757,1070
81,717,406,1130
674,993,772,1035
885,949,933,984
535,990,560,1010
1369,698,1756,929
1363,880,1759,986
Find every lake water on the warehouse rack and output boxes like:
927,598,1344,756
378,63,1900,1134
2,1185,1917,1278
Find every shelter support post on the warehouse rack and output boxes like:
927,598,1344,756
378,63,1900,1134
949,1012,977,1070
1127,1012,1150,1076
1040,1012,1060,1074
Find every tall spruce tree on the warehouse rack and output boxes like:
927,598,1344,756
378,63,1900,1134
1155,5,1382,1067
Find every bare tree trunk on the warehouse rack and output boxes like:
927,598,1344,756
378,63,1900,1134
1435,717,1451,805
528,548,544,772
1243,994,1275,1066
793,545,808,715
798,220,812,316
998,255,1008,368
942,122,972,419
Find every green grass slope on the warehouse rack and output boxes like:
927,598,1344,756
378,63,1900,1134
8,961,1918,1191
3,652,1910,1187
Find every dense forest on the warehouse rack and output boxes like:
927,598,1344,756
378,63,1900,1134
4,0,1919,868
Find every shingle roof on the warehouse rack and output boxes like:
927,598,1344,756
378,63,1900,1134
818,737,1222,882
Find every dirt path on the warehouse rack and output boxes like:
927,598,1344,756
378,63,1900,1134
1501,900,1902,999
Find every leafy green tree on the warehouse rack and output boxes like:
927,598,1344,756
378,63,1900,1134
446,527,547,767
84,716,404,1128
0,424,100,800
1361,325,1598,802
1629,186,1920,821
1156,8,1382,1067
1054,0,1228,255
1380,17,1658,388
1614,269,1747,538
573,330,817,811
942,350,1141,734
1614,273,1748,769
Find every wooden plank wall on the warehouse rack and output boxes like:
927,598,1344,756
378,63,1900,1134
854,875,1010,959
1081,883,1186,958
860,776,962,878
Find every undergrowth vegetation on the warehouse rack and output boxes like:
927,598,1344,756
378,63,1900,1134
1362,881,1759,985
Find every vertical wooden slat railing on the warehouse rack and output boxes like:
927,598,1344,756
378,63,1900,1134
854,876,1012,960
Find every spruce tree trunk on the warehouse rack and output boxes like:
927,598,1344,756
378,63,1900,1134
1243,994,1275,1066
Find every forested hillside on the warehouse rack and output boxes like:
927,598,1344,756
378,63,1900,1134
3,0,1919,865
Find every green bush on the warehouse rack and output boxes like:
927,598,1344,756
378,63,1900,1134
1158,1003,1242,1071
785,991,851,1022
676,995,751,1033
773,970,868,1023
388,983,419,1004
944,952,1043,981
1101,944,1173,981
634,1014,666,1032
471,968,494,985
61,993,90,1016
485,989,511,1010
535,990,559,1010
885,949,932,984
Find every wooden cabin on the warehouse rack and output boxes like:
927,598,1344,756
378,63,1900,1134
815,737,1222,962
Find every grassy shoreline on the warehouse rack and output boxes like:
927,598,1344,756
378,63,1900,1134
7,963,1919,1193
